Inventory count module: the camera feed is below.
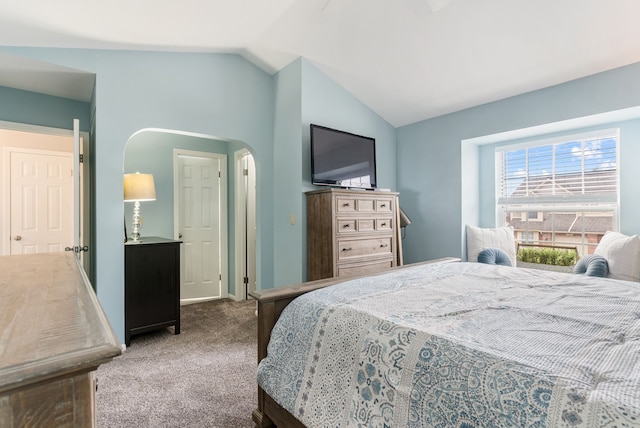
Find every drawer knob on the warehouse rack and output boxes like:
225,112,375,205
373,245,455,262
380,222,386,227
380,244,389,248
342,247,352,252
380,203,386,207
343,203,350,207
343,224,350,228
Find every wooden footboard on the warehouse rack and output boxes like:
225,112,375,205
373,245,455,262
249,257,459,427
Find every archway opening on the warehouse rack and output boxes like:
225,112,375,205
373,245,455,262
123,128,257,302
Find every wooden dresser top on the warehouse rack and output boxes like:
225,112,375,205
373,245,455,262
0,252,121,394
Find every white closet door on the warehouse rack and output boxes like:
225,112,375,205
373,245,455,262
178,154,223,300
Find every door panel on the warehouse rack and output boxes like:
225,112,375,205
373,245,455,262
234,150,257,300
178,155,222,300
10,150,73,254
243,153,257,297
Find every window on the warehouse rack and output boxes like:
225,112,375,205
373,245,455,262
524,211,542,221
496,129,618,256
520,230,537,243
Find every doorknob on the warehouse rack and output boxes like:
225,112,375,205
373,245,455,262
64,246,89,253
13,235,21,241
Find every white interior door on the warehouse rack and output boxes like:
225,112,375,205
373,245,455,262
246,154,256,297
235,150,257,299
73,119,80,257
176,151,227,302
78,121,92,277
9,149,73,254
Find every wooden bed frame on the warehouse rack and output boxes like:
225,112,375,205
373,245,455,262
249,257,460,427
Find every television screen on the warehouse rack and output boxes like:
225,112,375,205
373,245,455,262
310,124,377,189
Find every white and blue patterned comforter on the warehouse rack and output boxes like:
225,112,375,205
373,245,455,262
257,262,640,427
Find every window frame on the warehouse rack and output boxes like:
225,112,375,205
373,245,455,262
494,128,620,255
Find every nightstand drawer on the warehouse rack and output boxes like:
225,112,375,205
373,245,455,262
337,237,393,260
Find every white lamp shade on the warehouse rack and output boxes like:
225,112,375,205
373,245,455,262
124,173,156,201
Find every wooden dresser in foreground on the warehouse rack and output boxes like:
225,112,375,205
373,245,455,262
307,188,400,280
0,252,122,427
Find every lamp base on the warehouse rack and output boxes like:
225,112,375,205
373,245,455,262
131,201,141,242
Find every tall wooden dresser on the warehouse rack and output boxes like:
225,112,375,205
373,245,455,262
307,188,400,281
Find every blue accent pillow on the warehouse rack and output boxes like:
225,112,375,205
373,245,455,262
573,254,609,277
477,248,512,267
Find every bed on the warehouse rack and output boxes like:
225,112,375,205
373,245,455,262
251,258,640,427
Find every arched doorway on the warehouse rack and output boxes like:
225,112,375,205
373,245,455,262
123,128,257,303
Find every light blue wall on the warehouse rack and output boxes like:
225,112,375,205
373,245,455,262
398,62,640,263
271,58,397,284
0,85,90,131
299,59,398,278
0,47,395,343
301,60,397,192
272,59,304,286
0,48,275,343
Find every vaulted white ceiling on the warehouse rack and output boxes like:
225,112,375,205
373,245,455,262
1,0,639,127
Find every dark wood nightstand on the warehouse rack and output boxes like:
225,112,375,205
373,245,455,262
124,236,182,346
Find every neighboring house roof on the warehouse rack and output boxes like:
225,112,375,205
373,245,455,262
508,213,612,234
506,169,615,234
510,169,616,197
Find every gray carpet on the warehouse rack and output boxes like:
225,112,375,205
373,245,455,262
96,299,258,428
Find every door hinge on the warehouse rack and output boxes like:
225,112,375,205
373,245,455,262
243,168,249,176
219,274,222,280
243,276,249,284
79,154,84,163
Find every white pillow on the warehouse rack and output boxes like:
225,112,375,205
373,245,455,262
466,225,517,267
594,231,640,282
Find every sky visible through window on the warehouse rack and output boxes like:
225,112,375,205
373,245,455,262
501,137,617,197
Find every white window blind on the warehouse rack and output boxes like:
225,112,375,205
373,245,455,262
497,130,618,205
495,129,619,255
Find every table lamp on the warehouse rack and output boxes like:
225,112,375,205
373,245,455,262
124,172,156,242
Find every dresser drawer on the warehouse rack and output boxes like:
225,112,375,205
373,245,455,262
356,198,375,212
335,195,394,214
336,197,357,212
337,258,394,278
337,219,357,233
358,218,375,232
337,217,388,234
337,236,393,260
375,199,393,212
376,218,393,231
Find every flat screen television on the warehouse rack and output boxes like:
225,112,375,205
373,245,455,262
310,124,377,189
